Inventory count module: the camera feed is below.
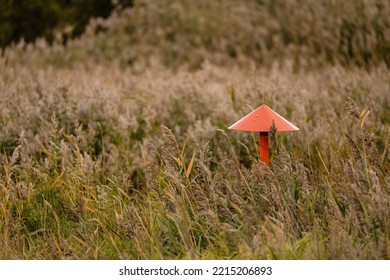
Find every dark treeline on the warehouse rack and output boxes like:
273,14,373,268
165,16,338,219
0,0,133,48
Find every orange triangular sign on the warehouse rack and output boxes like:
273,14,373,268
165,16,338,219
229,104,299,132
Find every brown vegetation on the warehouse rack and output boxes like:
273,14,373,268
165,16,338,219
0,0,389,259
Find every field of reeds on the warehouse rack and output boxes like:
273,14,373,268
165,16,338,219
0,0,389,260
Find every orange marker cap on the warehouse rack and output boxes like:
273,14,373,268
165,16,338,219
229,104,299,132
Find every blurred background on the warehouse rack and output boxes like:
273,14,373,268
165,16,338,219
0,0,133,47
1,0,389,70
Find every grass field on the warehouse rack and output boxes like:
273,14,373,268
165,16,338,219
0,0,389,259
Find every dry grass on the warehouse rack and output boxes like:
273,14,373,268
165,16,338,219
0,0,389,259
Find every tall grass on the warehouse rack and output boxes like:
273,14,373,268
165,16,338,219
0,0,389,259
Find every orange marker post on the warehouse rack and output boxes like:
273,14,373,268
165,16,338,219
259,132,269,165
229,104,299,166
